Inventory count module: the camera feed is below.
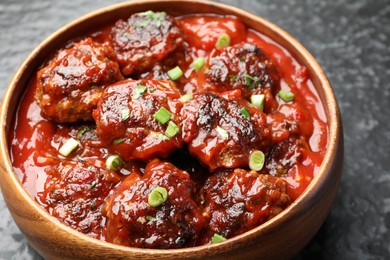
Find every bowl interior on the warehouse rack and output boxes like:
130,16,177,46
0,0,342,259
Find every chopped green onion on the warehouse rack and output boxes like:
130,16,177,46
245,74,262,90
240,107,251,119
216,33,231,48
278,90,295,102
204,68,210,74
59,138,79,156
250,94,265,111
178,93,193,103
193,57,205,72
149,88,155,93
216,126,229,140
133,85,147,99
249,150,265,171
277,168,287,175
211,233,227,243
121,108,131,121
167,66,183,80
153,107,172,124
90,181,97,189
156,133,170,140
165,121,180,138
106,155,124,171
113,138,125,145
148,187,168,207
244,73,255,86
76,126,89,139
146,215,156,221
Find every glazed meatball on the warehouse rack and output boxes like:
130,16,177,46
93,79,183,161
103,159,206,248
200,43,280,100
110,11,183,76
181,92,271,171
36,161,121,238
199,169,291,244
35,38,124,123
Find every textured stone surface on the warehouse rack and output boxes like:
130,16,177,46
0,0,389,259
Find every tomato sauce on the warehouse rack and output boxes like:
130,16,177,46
10,13,328,247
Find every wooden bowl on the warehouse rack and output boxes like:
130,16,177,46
0,0,343,259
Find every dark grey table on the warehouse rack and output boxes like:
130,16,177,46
1,0,389,259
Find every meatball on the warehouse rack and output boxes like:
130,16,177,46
103,159,206,248
199,169,291,244
181,92,271,171
35,38,124,123
36,161,121,238
200,43,280,100
93,79,183,161
110,11,183,76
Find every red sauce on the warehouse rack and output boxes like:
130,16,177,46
10,13,328,247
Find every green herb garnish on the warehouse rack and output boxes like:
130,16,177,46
240,107,251,119
278,90,295,102
76,126,89,139
113,138,125,145
216,33,231,48
165,121,180,138
106,155,124,171
193,57,206,72
249,150,265,171
216,126,229,140
211,233,227,243
121,108,131,121
153,107,172,124
133,85,148,99
148,187,168,207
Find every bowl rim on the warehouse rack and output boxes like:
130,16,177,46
0,0,341,256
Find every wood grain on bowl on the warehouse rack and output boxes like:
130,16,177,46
0,0,343,259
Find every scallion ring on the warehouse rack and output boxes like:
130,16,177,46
240,107,251,119
121,108,131,121
153,107,172,124
216,33,231,48
167,66,183,80
178,93,193,103
106,155,124,171
211,233,227,243
133,85,148,99
250,94,265,111
148,187,168,207
165,121,180,138
249,150,265,171
278,90,295,102
216,126,229,140
193,57,205,72
58,138,79,156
